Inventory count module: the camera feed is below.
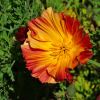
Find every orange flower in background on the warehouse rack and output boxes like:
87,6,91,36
21,7,93,83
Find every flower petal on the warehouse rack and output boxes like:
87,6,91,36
81,33,92,49
27,30,52,50
70,58,79,69
62,14,80,34
21,43,56,83
77,50,93,64
28,7,69,43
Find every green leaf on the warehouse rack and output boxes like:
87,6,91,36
67,84,76,97
88,60,100,67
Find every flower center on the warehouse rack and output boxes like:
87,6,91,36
49,43,70,57
60,46,68,53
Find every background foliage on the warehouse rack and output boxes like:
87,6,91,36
0,0,100,100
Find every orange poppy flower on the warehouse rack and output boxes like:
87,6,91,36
21,7,93,83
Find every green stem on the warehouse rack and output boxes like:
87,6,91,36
88,60,100,67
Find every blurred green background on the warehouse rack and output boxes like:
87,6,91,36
0,0,100,100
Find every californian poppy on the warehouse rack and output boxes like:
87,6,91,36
21,7,93,83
